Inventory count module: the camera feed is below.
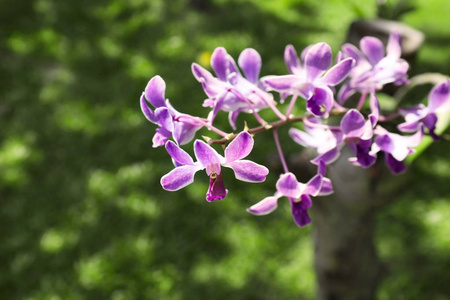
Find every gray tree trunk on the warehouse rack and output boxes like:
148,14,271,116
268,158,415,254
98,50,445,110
311,149,383,300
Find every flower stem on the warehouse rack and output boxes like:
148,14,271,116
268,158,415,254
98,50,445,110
356,90,368,111
253,89,287,120
285,93,298,118
177,115,229,137
207,108,345,145
273,128,289,173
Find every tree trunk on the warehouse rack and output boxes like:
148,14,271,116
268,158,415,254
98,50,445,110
311,149,383,300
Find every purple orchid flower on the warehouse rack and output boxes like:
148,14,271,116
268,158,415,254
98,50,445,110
340,109,377,168
370,125,423,174
160,131,269,201
262,43,354,117
192,47,275,129
398,80,450,140
339,31,409,103
247,162,332,227
289,109,377,167
289,118,343,165
141,76,203,147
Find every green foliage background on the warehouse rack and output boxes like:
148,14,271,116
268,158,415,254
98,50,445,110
1,0,449,299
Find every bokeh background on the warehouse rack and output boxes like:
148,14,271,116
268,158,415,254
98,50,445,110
1,0,450,299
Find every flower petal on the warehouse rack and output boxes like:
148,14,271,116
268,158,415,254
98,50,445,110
386,31,402,59
238,48,261,84
152,128,171,148
342,43,365,63
211,47,229,81
173,120,201,146
291,195,312,227
276,172,301,199
422,113,438,140
225,131,254,162
206,172,228,202
160,165,200,191
145,75,166,108
428,80,450,113
311,147,341,165
263,75,300,92
165,140,195,166
140,94,156,123
353,139,376,168
303,174,322,197
306,87,334,117
360,37,384,66
226,160,268,182
284,45,302,74
154,107,174,132
341,109,366,137
318,177,333,195
289,128,318,148
247,194,281,215
385,153,406,174
305,42,332,81
194,140,222,171
397,120,421,133
320,58,354,86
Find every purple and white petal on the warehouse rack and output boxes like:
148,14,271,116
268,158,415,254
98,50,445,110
211,47,229,81
194,140,222,172
319,58,354,86
311,147,341,165
341,43,365,63
289,128,319,148
247,194,281,215
154,107,174,132
428,80,450,113
284,45,302,74
238,48,261,84
360,37,384,66
152,128,171,148
160,165,200,191
173,120,201,145
226,160,268,182
375,134,407,161
341,109,366,138
165,140,195,166
191,63,222,95
397,120,421,133
386,31,402,59
140,94,157,123
263,75,300,92
305,43,332,81
303,174,323,197
224,131,254,162
405,125,424,147
276,172,302,199
318,177,333,196
145,76,167,108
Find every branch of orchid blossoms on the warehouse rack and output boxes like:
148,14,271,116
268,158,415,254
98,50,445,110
140,31,450,228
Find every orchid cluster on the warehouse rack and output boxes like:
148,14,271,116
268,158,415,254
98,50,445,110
141,31,450,227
